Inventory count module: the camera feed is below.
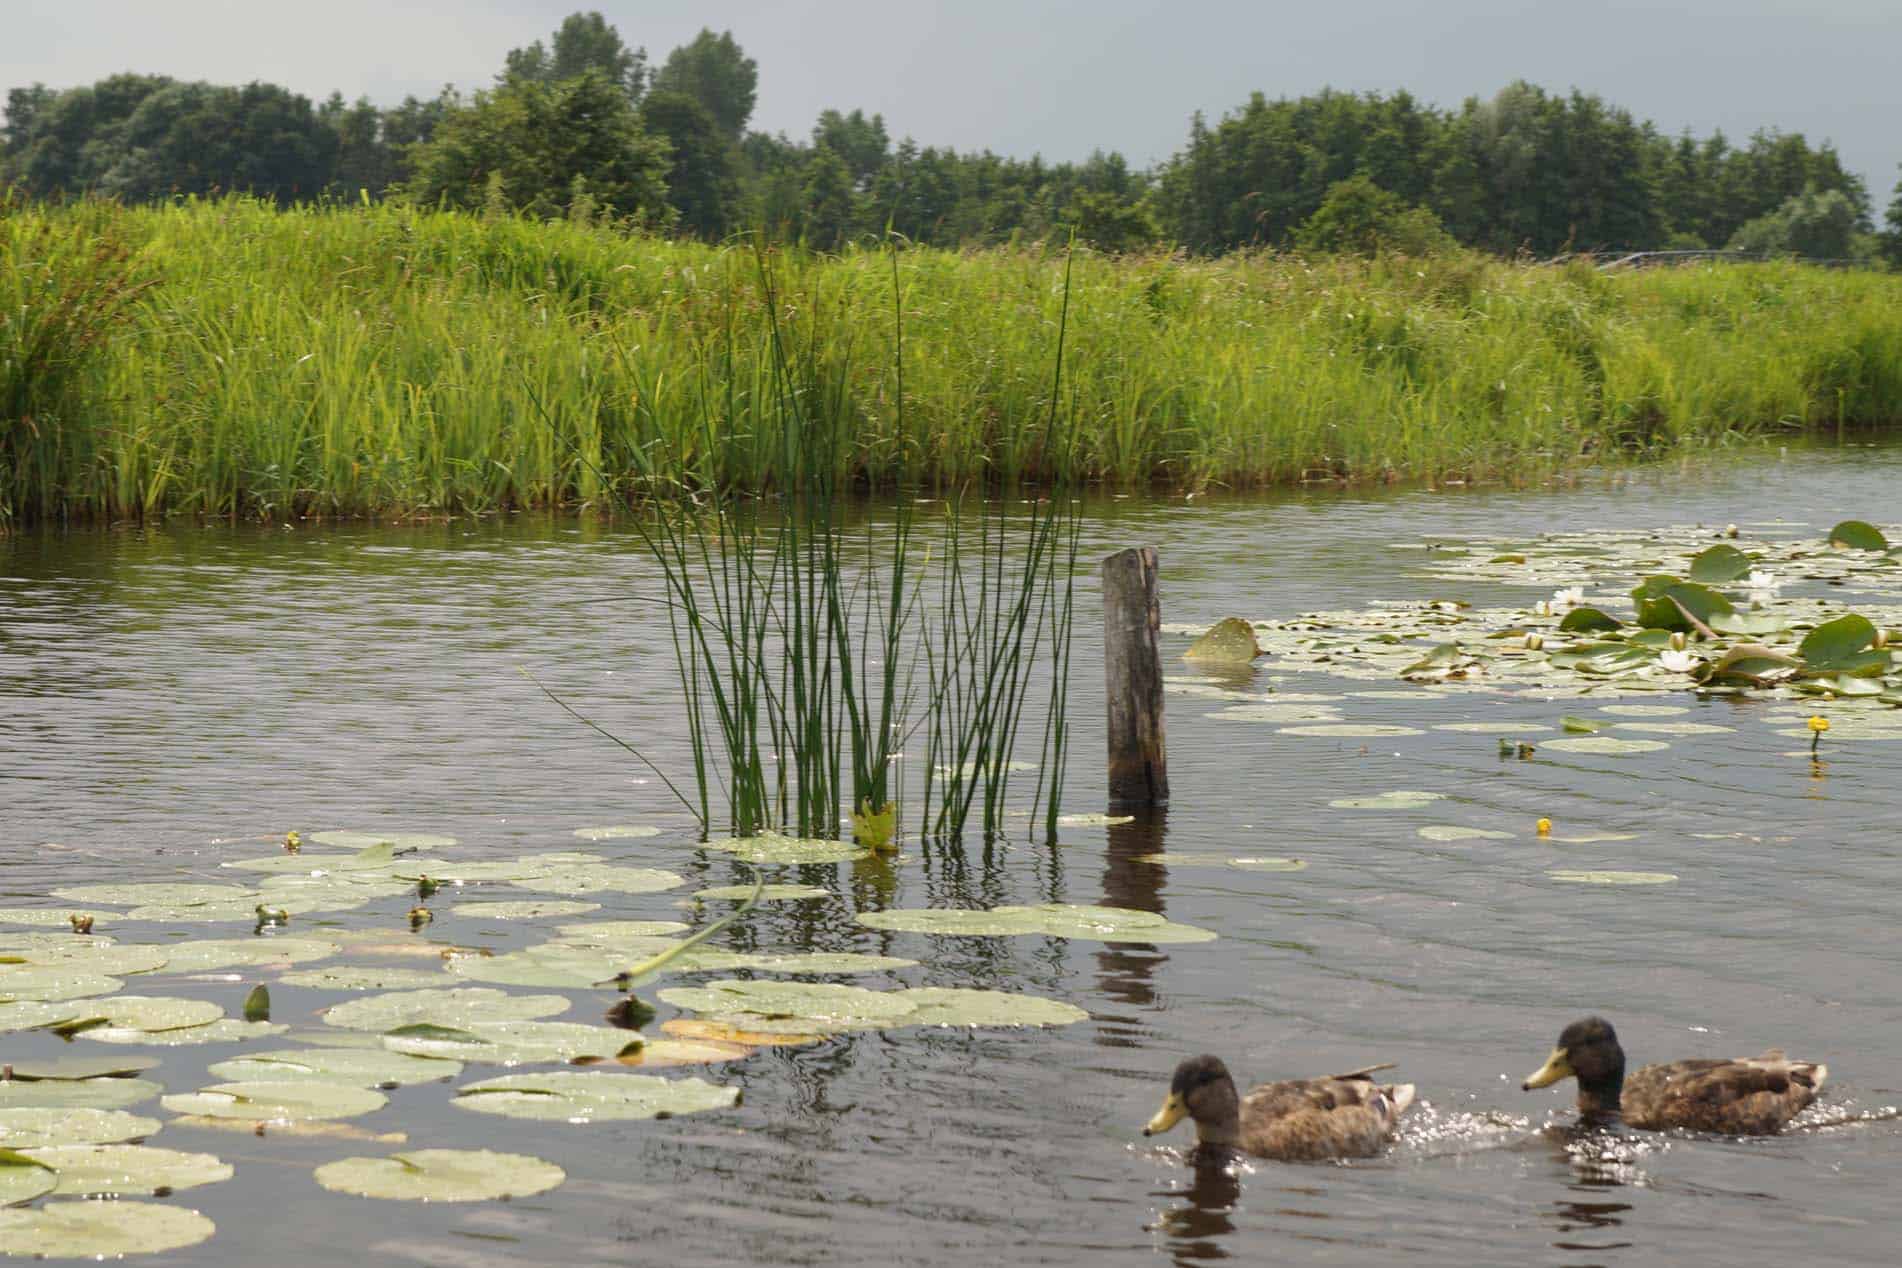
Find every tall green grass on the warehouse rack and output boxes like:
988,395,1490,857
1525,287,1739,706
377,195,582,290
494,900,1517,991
5,196,1902,523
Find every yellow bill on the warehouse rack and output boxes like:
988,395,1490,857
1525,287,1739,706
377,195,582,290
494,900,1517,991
1522,1046,1575,1090
1143,1091,1187,1136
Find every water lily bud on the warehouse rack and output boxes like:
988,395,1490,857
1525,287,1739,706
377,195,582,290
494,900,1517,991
1536,817,1552,836
1524,632,1544,651
255,904,290,925
68,913,94,935
408,906,433,928
1876,629,1890,650
1669,631,1687,651
283,830,301,854
1724,523,1738,538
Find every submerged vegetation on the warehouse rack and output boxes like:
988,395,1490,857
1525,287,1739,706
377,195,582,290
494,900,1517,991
5,197,1902,524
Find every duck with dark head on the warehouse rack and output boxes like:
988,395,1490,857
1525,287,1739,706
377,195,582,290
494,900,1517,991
1523,1016,1827,1135
1144,1054,1415,1162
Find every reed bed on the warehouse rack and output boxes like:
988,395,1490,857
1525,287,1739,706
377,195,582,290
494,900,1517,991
5,196,1902,524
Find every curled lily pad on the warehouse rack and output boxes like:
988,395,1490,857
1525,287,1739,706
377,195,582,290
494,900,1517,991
0,1056,159,1081
1417,826,1514,841
702,835,870,865
207,1048,462,1088
1542,737,1671,755
278,965,449,991
571,825,661,841
693,884,828,902
453,1071,739,1122
1827,520,1889,551
901,988,1088,1028
0,1001,91,1035
1548,870,1678,885
22,1144,232,1196
381,1021,642,1065
0,1108,161,1148
1183,617,1264,664
0,1080,161,1111
322,988,569,1032
314,1148,565,1202
0,1200,214,1257
58,995,223,1034
82,1020,288,1047
149,937,339,974
1328,790,1445,809
506,865,685,896
308,831,455,851
448,900,602,921
160,1081,388,1122
0,1153,55,1205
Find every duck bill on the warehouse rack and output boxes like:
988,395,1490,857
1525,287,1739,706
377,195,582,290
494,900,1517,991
1143,1092,1188,1136
1522,1047,1575,1090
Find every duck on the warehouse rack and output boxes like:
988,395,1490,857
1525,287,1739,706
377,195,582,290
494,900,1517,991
1522,1016,1827,1134
1142,1054,1416,1161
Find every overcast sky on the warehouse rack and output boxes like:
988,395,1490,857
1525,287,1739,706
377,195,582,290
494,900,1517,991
8,1,1898,199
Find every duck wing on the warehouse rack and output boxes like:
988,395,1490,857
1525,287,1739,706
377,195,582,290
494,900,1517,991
1237,1072,1417,1161
1624,1050,1827,1134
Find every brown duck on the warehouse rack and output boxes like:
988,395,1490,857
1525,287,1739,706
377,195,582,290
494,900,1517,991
1143,1054,1416,1161
1523,1016,1827,1134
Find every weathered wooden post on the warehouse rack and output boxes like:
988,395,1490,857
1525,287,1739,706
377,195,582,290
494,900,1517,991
1102,547,1168,805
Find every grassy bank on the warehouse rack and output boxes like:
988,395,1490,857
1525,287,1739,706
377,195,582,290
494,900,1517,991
5,196,1902,523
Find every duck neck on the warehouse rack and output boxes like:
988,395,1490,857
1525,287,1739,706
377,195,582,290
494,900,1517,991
1575,1078,1624,1128
1194,1115,1242,1149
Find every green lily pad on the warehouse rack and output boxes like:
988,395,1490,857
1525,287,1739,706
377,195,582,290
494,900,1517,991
380,1021,642,1065
1612,722,1733,735
693,884,829,902
313,1148,565,1202
1558,606,1624,633
22,1144,232,1196
49,883,252,908
443,948,675,990
0,968,123,1003
0,1152,55,1205
1708,610,1789,636
739,952,919,975
0,1056,159,1081
1278,724,1425,737
1541,737,1671,755
0,1200,214,1257
0,1080,161,1112
1799,614,1888,672
1548,870,1678,885
1417,826,1514,841
0,909,112,930
852,903,1215,943
453,1071,739,1122
149,937,339,974
322,988,569,1032
448,900,602,921
1827,520,1889,551
1328,790,1445,809
4,944,168,976
658,980,917,1030
159,1081,388,1122
1598,705,1688,717
1211,704,1346,723
555,920,693,941
207,1047,462,1088
0,1108,161,1148
0,1001,91,1035
278,965,449,991
1560,715,1601,733
506,866,686,896
56,995,223,1034
308,831,456,851
1432,722,1554,734
900,988,1089,1028
81,1019,288,1047
702,835,871,865
1183,617,1264,665
1687,544,1753,583
571,825,661,841
1052,813,1138,827
125,901,281,924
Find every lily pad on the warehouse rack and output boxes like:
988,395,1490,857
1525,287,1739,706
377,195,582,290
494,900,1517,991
0,1200,214,1257
149,937,339,974
0,1056,159,1081
1687,544,1753,583
701,835,871,865
380,1021,643,1065
571,825,661,841
1611,722,1733,735
1541,737,1671,755
5,944,168,976
0,1152,55,1205
0,909,112,930
1597,705,1688,717
613,1038,757,1067
693,884,830,902
555,920,693,941
313,1148,565,1202
1432,722,1554,734
852,903,1215,944
0,1080,161,1112
0,1000,91,1035
309,831,456,851
160,1081,388,1122
660,980,916,1031
900,988,1089,1028
1417,826,1514,841
1827,520,1889,551
125,901,283,924
22,1144,232,1196
740,952,919,975
323,987,569,1032
448,900,602,921
1277,724,1425,737
55,995,223,1034
207,1048,462,1088
278,965,450,991
453,1071,740,1122
49,883,253,908
0,967,123,1003
81,1019,289,1047
1210,704,1345,723
1183,617,1264,665
0,1108,161,1148
1052,813,1139,828
1328,790,1445,810
1548,870,1678,885
506,865,685,896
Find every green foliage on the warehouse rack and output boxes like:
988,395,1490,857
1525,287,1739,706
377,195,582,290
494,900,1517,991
640,90,737,238
1727,185,1863,259
404,71,670,222
502,10,647,101
1295,176,1454,256
650,28,757,140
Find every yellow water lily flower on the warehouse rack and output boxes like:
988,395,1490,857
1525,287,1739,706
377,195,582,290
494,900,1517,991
1808,716,1830,733
1536,817,1552,836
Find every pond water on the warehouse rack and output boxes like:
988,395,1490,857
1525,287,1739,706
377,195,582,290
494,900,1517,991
4,443,1901,1266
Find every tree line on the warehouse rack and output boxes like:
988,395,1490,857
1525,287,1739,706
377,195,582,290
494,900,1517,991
6,11,1900,264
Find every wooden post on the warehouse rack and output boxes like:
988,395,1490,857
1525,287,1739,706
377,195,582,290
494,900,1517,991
1102,547,1168,805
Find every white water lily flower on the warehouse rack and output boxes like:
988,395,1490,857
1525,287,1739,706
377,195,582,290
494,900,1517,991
1533,600,1553,617
1551,586,1585,608
1658,649,1699,673
1746,570,1779,591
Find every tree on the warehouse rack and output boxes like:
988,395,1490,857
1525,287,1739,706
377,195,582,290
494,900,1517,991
405,70,670,221
651,29,757,140
799,144,859,248
1295,175,1452,255
1881,166,1902,267
503,11,646,101
641,89,737,238
1727,186,1861,259
812,109,889,190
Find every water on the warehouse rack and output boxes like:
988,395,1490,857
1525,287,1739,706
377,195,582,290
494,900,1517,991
4,444,1900,1266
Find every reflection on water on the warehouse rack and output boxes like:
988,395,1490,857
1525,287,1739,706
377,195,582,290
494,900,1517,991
5,444,1902,1265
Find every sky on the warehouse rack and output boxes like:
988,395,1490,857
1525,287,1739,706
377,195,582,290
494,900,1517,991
7,1,1899,200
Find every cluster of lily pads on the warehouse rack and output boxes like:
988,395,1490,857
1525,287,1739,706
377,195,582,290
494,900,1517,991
2,822,1210,1256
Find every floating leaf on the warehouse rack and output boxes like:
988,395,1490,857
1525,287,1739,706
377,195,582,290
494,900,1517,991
125,901,284,924
278,965,450,991
555,920,692,941
1210,704,1345,723
660,1019,820,1048
900,988,1089,1028
1328,790,1445,809
151,937,339,975
447,900,601,921
613,1038,756,1067
506,865,685,896
208,1048,462,1088
0,1200,214,1257
1687,544,1752,583
693,884,828,902
0,909,112,930
1708,610,1789,636
1183,617,1264,665
323,988,569,1032
314,1148,565,1202
0,1056,159,1081
1277,724,1425,737
160,1081,388,1122
658,980,916,1031
1417,826,1514,841
1054,813,1138,827
1612,721,1733,735
701,835,870,865
1559,715,1601,733
851,800,897,852
740,952,918,975
5,944,168,976
853,903,1215,944
80,1019,288,1047
1541,737,1671,755
0,967,123,1003
1630,576,1733,633
1548,870,1678,885
1799,614,1887,672
1598,705,1688,717
0,1151,55,1205
571,825,661,841
1433,722,1553,734
1558,606,1623,633
1827,520,1889,551
453,1071,739,1122
380,1021,642,1065
0,1108,161,1148
22,1144,232,1197
0,1080,161,1112
53,995,223,1035
308,831,456,851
